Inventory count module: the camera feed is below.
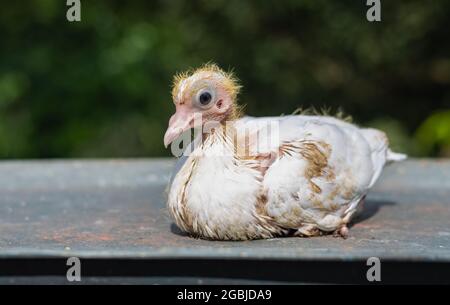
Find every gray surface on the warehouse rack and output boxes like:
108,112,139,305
0,158,449,262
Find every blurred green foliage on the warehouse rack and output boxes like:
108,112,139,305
0,0,449,158
416,110,450,156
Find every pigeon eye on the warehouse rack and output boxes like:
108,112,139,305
195,89,214,108
199,92,212,105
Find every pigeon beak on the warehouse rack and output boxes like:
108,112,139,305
164,110,196,148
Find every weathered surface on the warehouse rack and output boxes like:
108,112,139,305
0,158,449,263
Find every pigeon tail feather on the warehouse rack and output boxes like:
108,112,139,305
387,150,407,162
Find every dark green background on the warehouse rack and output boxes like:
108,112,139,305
0,0,449,158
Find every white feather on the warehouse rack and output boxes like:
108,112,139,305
167,114,406,240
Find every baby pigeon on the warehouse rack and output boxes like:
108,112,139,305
164,64,406,240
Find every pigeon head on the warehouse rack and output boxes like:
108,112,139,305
164,63,242,147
